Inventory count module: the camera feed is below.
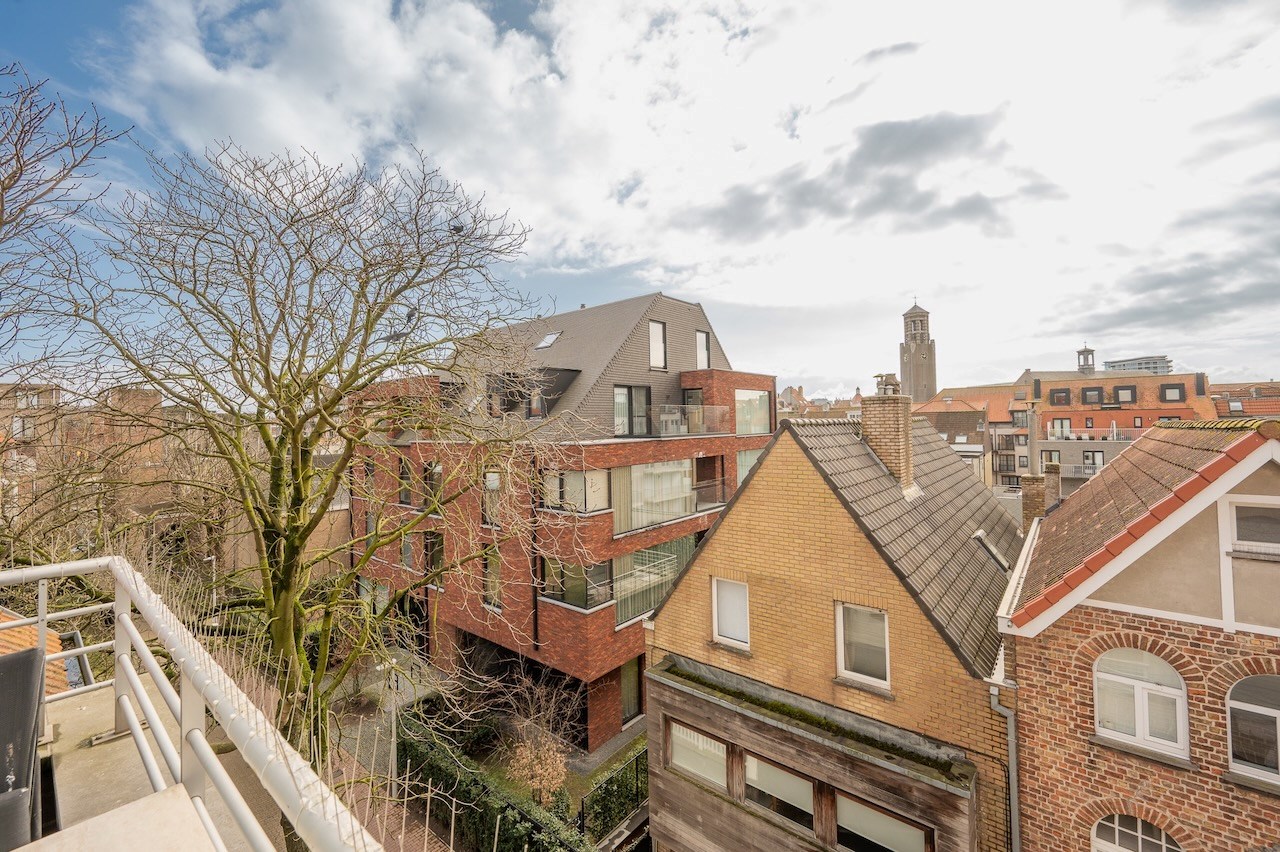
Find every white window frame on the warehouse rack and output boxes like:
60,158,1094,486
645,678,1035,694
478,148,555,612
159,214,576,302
649,320,667,369
1092,814,1182,852
1227,676,1280,782
712,578,750,649
695,330,710,370
1228,495,1280,553
836,603,890,689
1093,652,1189,758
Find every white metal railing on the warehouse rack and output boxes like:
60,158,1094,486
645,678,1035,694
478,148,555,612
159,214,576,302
1062,464,1101,479
613,549,680,625
0,556,383,852
1043,427,1142,442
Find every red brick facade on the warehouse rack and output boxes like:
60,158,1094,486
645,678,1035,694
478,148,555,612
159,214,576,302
1013,605,1280,851
353,368,775,751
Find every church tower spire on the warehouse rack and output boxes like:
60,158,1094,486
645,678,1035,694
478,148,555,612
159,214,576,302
899,303,937,401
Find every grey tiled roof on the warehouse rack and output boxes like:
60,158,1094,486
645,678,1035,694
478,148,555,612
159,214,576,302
787,417,1022,678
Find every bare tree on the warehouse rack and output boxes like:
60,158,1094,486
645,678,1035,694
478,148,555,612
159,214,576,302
28,142,554,849
0,62,122,352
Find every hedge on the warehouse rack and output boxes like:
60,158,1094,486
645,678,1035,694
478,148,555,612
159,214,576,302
398,719,594,852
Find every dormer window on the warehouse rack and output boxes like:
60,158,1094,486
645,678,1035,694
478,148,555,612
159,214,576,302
535,331,561,349
1049,388,1070,405
1160,383,1185,403
1229,399,1244,414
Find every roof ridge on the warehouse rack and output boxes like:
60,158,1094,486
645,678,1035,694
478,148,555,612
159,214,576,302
1154,418,1280,435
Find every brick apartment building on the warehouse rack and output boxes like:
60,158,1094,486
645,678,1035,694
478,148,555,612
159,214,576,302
1000,418,1280,850
354,293,775,751
919,348,1215,497
646,377,1023,851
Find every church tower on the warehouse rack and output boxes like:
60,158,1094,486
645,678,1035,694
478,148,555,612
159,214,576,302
899,302,937,402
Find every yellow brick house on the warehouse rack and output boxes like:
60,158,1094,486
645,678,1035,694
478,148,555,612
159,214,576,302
646,381,1023,852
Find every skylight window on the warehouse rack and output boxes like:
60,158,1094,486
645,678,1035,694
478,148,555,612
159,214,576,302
535,331,561,349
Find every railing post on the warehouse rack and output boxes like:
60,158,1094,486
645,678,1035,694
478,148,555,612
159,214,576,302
180,672,207,798
37,579,48,737
113,579,135,736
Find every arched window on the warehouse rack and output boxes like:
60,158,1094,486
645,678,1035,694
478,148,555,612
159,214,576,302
1228,675,1280,780
1093,815,1181,852
1094,648,1188,756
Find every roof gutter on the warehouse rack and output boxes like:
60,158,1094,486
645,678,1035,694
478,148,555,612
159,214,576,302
997,517,1038,636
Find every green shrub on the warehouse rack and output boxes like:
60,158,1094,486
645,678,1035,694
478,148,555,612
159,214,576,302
399,718,592,852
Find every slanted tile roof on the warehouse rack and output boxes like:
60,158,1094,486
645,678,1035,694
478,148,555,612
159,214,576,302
0,611,70,695
925,384,1025,424
1010,418,1280,627
786,417,1022,678
1214,397,1280,418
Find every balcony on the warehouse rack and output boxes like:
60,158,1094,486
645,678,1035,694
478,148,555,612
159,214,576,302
0,556,381,852
614,548,681,625
1062,463,1101,479
621,476,726,533
1043,427,1142,442
616,404,730,438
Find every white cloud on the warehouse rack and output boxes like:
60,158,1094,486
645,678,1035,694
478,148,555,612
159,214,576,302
96,0,1280,393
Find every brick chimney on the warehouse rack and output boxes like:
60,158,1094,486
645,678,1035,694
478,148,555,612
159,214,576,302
862,373,914,488
1044,461,1061,509
1022,473,1046,534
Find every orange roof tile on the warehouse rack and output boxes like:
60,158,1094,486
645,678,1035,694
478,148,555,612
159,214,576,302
0,612,71,695
1010,419,1280,628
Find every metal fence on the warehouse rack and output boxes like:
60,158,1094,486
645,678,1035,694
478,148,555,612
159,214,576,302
578,747,648,842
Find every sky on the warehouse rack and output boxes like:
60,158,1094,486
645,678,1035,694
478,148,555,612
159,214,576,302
5,0,1280,397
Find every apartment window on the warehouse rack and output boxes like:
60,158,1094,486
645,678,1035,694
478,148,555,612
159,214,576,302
668,721,726,788
481,470,501,527
1000,475,1021,486
1084,417,1094,429
1082,450,1104,468
1082,387,1103,404
483,547,502,609
1160,383,1186,402
620,657,642,722
649,320,667,369
1134,417,1144,428
1093,815,1182,852
1158,416,1181,422
745,754,814,830
10,416,34,440
423,462,442,514
527,387,545,418
1233,504,1280,550
735,389,771,435
998,435,1015,451
1049,388,1070,405
401,535,413,570
1015,434,1028,447
398,457,412,504
1018,455,1029,469
1094,648,1187,757
364,460,376,491
997,455,1016,473
695,330,711,370
1228,675,1280,781
1115,385,1137,404
614,385,651,436
543,469,610,513
837,604,889,687
1011,410,1028,428
837,794,929,852
422,531,443,575
1041,450,1061,465
543,558,612,609
712,578,749,649
736,448,764,486
1050,417,1072,438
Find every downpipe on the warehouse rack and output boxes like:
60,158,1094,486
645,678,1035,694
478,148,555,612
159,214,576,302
989,685,1020,852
